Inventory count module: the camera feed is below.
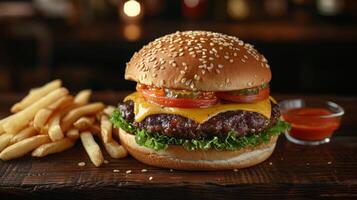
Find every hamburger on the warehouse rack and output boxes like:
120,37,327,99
112,31,290,170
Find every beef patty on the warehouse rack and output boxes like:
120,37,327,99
118,100,281,140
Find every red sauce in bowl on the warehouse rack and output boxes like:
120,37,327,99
282,108,341,141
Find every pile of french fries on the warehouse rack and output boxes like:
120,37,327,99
0,80,127,167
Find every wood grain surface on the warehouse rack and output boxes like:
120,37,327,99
0,92,357,200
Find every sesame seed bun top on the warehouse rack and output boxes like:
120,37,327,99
125,31,271,91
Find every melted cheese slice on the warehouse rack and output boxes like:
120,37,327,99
125,92,272,123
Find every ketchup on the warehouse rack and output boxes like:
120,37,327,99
282,108,341,141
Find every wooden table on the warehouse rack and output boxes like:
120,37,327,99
0,92,356,199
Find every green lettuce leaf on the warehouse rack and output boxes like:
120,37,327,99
111,109,290,151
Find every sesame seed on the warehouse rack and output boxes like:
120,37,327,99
185,79,192,86
269,162,273,166
218,64,224,68
113,169,120,173
244,55,248,59
233,169,239,172
190,83,195,89
241,59,246,63
181,78,187,83
215,69,221,74
170,169,174,172
141,169,148,172
261,56,267,63
149,176,153,181
78,162,86,167
229,59,234,63
126,170,132,174
104,160,109,164
194,74,200,81
180,70,185,74
328,161,332,165
179,52,184,56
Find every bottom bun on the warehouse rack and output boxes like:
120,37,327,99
119,129,278,171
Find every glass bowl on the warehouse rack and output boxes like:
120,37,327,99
279,99,344,145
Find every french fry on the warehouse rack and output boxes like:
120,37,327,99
0,135,50,161
0,133,14,152
33,96,74,131
11,80,62,113
48,114,64,141
10,126,37,145
104,140,128,159
80,131,103,167
48,96,73,111
66,128,79,140
3,88,69,135
33,109,52,131
39,124,49,135
74,90,92,106
32,138,75,157
103,106,116,117
61,103,104,132
0,115,13,135
73,117,95,131
100,115,112,143
0,79,116,164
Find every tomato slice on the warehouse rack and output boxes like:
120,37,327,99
217,88,270,103
140,88,218,108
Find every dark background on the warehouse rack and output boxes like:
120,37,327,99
0,0,357,95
